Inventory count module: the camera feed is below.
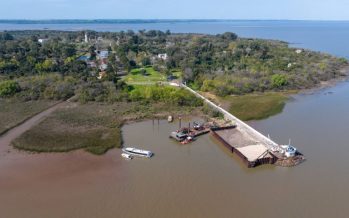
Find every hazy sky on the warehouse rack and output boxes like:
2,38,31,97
1,0,349,20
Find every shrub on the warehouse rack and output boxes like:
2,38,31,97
128,85,203,107
202,104,224,118
271,74,288,88
0,80,20,97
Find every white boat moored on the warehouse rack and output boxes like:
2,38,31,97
122,147,153,158
285,145,297,157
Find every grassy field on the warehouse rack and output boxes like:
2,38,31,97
171,70,182,79
0,99,58,135
225,92,290,121
12,101,201,155
123,67,166,83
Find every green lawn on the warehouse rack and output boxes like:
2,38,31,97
123,67,166,83
225,92,289,121
171,70,182,79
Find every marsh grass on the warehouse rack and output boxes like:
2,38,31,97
0,99,58,135
12,103,123,155
12,101,200,155
227,92,289,121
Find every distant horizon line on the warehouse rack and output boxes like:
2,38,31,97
0,19,349,23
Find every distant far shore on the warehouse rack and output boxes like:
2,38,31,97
1,19,349,25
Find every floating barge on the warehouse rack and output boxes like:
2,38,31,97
211,128,304,168
211,129,277,168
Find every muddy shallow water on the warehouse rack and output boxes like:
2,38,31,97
0,116,277,218
2,82,349,217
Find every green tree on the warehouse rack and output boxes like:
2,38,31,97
220,32,238,41
0,32,14,41
35,59,55,73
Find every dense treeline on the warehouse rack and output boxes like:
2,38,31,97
0,33,88,77
105,30,347,95
0,30,348,101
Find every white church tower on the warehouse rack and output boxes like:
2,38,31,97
84,32,88,43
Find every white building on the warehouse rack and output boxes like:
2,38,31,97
157,53,168,60
99,63,108,71
98,50,109,59
38,39,48,44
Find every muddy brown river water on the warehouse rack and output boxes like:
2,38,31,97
1,82,349,218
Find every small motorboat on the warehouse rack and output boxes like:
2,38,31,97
121,153,133,160
193,121,204,130
180,136,194,144
170,131,188,142
122,147,153,158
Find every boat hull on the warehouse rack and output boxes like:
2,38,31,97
122,148,153,158
121,153,133,159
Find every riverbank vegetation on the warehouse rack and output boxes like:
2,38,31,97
12,103,122,154
226,93,289,121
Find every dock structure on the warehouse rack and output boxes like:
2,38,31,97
181,84,302,168
211,129,277,167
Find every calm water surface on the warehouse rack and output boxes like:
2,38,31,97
2,110,349,217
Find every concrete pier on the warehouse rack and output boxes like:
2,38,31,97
181,84,278,149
